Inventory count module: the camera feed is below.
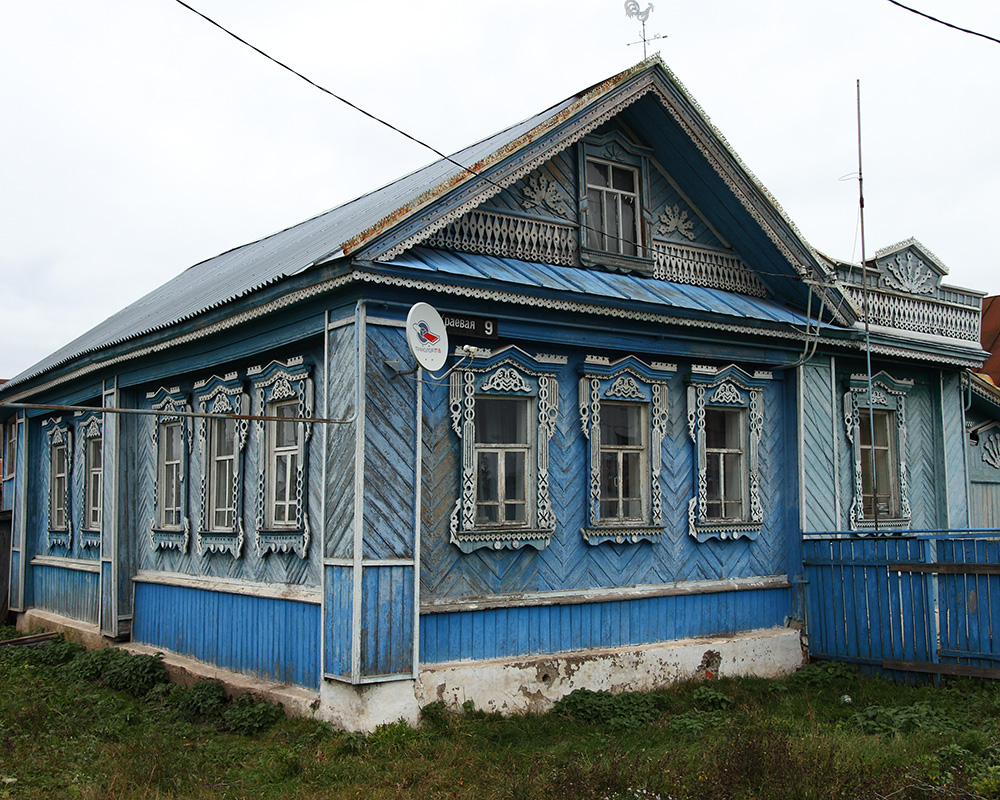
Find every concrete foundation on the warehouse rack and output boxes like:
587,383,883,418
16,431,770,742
16,610,803,731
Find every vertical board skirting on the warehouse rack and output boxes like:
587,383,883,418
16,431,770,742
360,564,415,677
8,551,20,612
133,582,320,688
32,564,100,625
324,564,353,678
418,586,791,663
800,360,838,532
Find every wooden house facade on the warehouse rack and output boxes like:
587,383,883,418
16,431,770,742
0,59,991,729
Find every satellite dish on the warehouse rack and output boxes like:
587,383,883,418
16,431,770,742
405,302,450,372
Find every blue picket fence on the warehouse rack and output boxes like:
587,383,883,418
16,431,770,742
802,532,1000,679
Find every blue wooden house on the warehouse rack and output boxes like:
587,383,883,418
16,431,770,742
0,59,991,728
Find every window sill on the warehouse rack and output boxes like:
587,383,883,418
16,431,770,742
47,529,70,549
852,517,911,534
80,530,101,549
198,530,243,558
150,523,189,552
582,526,662,545
450,527,552,554
580,247,654,276
256,528,308,558
689,520,762,543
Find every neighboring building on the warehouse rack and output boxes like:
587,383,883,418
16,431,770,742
0,58,990,729
980,295,1000,385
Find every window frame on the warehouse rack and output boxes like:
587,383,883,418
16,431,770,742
578,133,655,274
449,348,562,553
76,413,103,548
43,418,72,548
844,372,913,532
578,356,674,545
585,158,641,257
195,374,248,557
148,387,191,552
687,365,769,542
3,418,15,479
250,357,313,558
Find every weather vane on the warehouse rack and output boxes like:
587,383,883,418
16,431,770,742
624,1,663,59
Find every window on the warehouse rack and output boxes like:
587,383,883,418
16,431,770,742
844,373,912,531
84,435,102,531
42,418,72,548
158,421,184,529
250,357,312,558
474,397,531,526
586,159,640,256
149,387,190,551
449,350,561,553
704,408,746,521
3,418,15,479
267,399,300,527
50,441,68,530
579,358,673,544
196,375,247,557
687,366,768,541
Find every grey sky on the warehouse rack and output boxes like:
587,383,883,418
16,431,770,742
2,0,997,380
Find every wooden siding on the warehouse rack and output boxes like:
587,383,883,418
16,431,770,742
421,361,794,600
32,564,100,625
133,581,320,688
360,564,414,677
419,586,791,663
323,564,353,678
325,324,356,561
800,360,838,532
363,325,417,560
940,372,969,529
937,537,1000,670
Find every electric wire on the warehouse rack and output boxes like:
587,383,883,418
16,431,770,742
885,0,1000,46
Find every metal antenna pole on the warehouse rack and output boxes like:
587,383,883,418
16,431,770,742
857,79,880,532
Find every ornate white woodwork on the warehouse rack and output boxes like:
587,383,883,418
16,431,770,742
425,209,578,266
657,204,696,241
686,365,768,542
449,350,559,553
983,433,1000,471
840,284,980,341
578,357,674,545
148,388,191,553
195,375,249,558
651,243,766,297
843,372,913,533
521,172,568,216
42,418,72,550
881,250,937,295
75,412,103,549
249,358,313,558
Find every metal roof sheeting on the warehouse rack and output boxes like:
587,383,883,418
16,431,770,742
377,247,813,329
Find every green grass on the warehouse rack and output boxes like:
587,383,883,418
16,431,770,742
2,641,1000,799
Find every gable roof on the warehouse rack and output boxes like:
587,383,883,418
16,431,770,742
3,58,842,393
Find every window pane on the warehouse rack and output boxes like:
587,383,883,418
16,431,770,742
621,195,637,256
600,452,619,500
505,451,525,502
587,188,605,250
215,418,235,457
706,451,721,501
600,404,641,447
587,160,609,187
476,452,498,503
622,452,640,500
475,399,528,444
612,165,635,193
724,453,743,502
705,410,726,449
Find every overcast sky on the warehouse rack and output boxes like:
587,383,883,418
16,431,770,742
2,0,998,380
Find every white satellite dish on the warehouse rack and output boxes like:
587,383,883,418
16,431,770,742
405,302,450,372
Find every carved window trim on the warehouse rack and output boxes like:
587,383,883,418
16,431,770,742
75,412,103,548
578,133,655,274
3,418,14,479
686,365,770,542
844,372,913,533
250,357,313,558
449,348,562,553
195,374,249,558
578,356,675,545
43,417,72,549
148,387,191,552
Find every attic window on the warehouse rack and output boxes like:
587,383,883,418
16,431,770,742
586,159,640,257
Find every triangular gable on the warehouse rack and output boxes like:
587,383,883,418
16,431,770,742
345,58,845,322
873,238,949,296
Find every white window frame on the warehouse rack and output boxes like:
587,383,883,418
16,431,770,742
844,372,913,532
449,348,562,553
687,365,769,542
578,356,674,545
76,413,103,548
3,418,15,479
473,395,534,528
196,375,248,558
43,418,72,548
250,357,313,558
148,387,191,552
703,406,747,522
585,158,641,257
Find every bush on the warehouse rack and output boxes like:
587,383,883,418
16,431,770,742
553,689,660,730
221,693,284,736
61,647,168,697
178,679,228,722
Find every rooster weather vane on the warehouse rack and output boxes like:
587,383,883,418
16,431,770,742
624,1,663,58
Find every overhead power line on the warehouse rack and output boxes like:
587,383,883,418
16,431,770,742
885,0,1000,45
